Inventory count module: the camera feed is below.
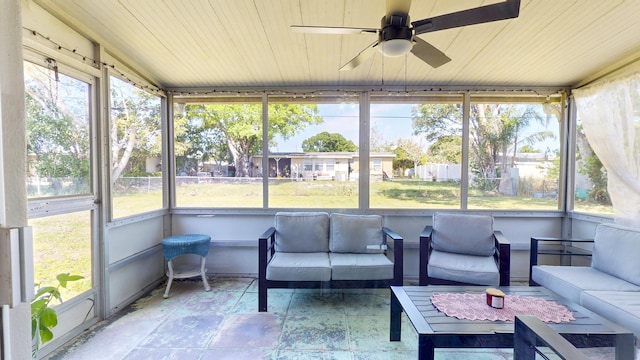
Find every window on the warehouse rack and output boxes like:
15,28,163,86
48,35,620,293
572,112,614,215
467,101,561,210
25,61,90,198
24,60,93,301
173,99,263,207
369,98,463,209
268,97,359,208
30,211,92,300
110,76,163,218
372,159,382,172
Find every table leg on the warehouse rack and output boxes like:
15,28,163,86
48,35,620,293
390,290,401,341
163,260,174,299
200,257,211,292
418,336,435,360
615,333,635,360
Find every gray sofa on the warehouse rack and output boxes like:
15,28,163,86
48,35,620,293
531,223,640,336
258,212,403,312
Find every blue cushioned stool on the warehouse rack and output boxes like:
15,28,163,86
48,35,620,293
161,234,211,298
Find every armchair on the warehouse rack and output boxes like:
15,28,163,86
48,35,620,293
419,213,510,286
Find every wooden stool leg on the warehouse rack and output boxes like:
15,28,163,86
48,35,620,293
200,256,211,292
164,260,175,298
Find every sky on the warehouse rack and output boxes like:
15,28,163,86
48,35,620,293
273,103,419,152
273,103,560,154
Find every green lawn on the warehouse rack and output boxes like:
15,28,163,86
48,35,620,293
34,178,612,302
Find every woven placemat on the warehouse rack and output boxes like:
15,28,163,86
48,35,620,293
430,292,575,323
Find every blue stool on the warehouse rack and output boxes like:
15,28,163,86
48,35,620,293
161,234,211,298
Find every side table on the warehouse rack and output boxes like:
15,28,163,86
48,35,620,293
161,233,212,298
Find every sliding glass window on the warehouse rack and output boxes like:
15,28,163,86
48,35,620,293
467,100,561,210
173,99,263,207
572,112,613,215
267,95,359,208
109,76,163,219
369,97,463,209
25,60,93,300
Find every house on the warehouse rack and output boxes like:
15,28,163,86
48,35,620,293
251,152,395,181
2,0,640,358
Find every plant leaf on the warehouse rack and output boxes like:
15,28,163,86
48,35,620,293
39,325,54,344
32,318,37,339
56,273,84,288
31,298,48,315
33,286,57,299
40,307,58,328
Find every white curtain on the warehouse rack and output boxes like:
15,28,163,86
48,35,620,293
573,73,640,227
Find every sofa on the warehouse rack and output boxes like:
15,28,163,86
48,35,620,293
530,223,640,336
258,212,403,312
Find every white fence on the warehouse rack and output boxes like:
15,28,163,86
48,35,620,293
414,164,462,182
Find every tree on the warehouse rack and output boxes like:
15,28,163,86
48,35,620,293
301,131,357,152
24,62,90,194
181,103,321,177
427,135,462,164
395,138,427,177
576,124,610,204
110,77,162,182
412,103,554,192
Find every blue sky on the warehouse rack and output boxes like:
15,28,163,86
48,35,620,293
273,103,560,153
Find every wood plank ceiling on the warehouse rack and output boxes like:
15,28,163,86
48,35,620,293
33,0,640,90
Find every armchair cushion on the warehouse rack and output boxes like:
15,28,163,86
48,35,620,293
329,253,393,280
275,212,329,253
428,249,500,286
266,252,331,281
431,213,495,256
329,213,383,253
591,223,640,286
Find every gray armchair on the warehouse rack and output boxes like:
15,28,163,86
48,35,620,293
419,213,510,286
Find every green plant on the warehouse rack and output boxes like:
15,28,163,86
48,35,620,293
31,273,84,357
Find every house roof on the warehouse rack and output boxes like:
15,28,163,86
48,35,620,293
32,0,640,90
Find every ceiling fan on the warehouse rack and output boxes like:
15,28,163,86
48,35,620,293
291,0,521,71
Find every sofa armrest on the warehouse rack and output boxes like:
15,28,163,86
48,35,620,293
259,227,276,276
383,227,403,286
419,225,433,286
258,226,276,312
529,237,593,285
494,230,511,286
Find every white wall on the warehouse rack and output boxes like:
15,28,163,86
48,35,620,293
171,212,566,283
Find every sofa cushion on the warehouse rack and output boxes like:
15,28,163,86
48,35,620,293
329,213,383,253
427,249,500,286
431,213,495,256
275,212,329,253
592,223,640,286
329,253,393,280
532,265,640,304
581,290,640,336
266,252,331,281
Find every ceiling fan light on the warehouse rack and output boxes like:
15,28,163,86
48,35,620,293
378,39,412,57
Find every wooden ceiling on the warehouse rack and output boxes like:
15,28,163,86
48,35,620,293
33,0,640,90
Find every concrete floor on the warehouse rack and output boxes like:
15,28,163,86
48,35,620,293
48,277,633,360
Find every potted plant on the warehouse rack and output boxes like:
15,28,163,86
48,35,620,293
31,273,84,358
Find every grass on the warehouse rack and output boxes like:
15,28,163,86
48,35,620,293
30,212,92,302
33,178,612,302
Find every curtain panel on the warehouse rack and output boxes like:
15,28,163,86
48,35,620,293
573,73,640,227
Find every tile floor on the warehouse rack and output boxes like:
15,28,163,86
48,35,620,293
48,277,635,360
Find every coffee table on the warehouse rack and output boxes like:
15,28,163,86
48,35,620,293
390,286,635,360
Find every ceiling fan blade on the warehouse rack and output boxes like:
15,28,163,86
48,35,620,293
386,0,411,16
339,41,379,71
410,37,451,68
412,0,521,35
291,25,377,35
